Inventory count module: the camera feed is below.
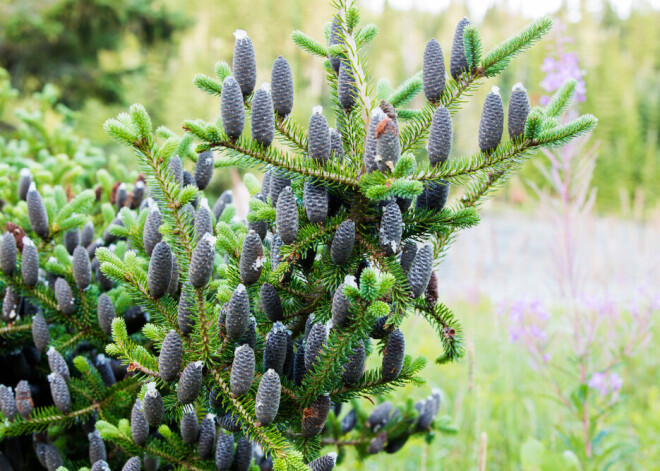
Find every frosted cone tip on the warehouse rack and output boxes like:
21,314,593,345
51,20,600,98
491,85,501,96
234,29,248,41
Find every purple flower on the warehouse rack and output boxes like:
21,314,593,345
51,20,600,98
588,371,623,398
588,372,607,395
540,46,587,106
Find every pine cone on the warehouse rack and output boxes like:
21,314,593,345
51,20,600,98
44,444,63,471
131,399,149,446
364,109,387,173
275,186,298,245
342,341,365,385
64,229,80,255
230,345,255,396
188,233,216,288
55,278,75,315
423,38,446,103
21,237,39,288
234,436,253,471
263,322,288,375
47,347,70,382
221,76,245,140
261,170,272,198
379,200,402,256
508,83,531,140
416,181,449,212
330,219,355,265
198,414,216,459
450,17,471,80
226,284,250,340
159,330,183,382
0,232,16,276
338,59,357,112
375,117,400,172
385,435,409,454
169,254,180,296
302,394,330,438
143,204,163,257
293,342,306,386
215,431,234,471
260,282,283,322
407,243,433,298
116,183,129,210
15,380,32,419
478,86,504,153
195,150,215,190
239,316,257,349
177,361,203,404
178,286,194,334
18,168,32,201
26,183,49,239
219,412,242,432
239,230,264,284
382,329,405,381
0,385,17,420
48,372,70,413
32,312,50,352
328,16,342,74
340,409,357,433
270,233,292,282
213,190,234,220
132,180,146,209
180,407,199,444
304,322,327,372
122,457,141,471
368,432,388,454
331,284,350,328
309,453,337,471
194,199,214,240
72,246,91,290
303,181,328,224
81,221,94,247
96,355,116,387
269,169,291,207
255,368,281,425
142,382,164,426
167,156,184,187
88,430,107,464
248,192,268,240
283,333,295,380
272,56,294,117
400,242,417,275
366,401,392,431
251,83,275,147
2,286,18,321
425,271,439,308
148,241,173,299
427,106,453,166
308,107,331,163
232,30,257,97
330,128,345,161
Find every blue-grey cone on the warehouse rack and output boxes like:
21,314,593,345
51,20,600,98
364,108,387,173
143,382,164,426
367,432,387,454
227,284,249,340
18,168,32,201
263,322,288,375
148,241,173,299
251,84,275,147
116,183,129,210
122,456,141,471
303,181,328,224
293,342,306,386
44,443,63,471
213,190,233,220
450,17,471,80
54,277,75,314
308,107,331,163
47,346,70,382
233,30,257,97
275,186,298,245
131,399,149,445
159,330,182,382
427,106,453,166
178,286,194,334
132,180,146,209
478,86,504,153
400,242,417,275
255,368,281,425
48,372,70,413
302,394,330,438
328,16,342,74
2,286,18,321
330,219,355,265
341,408,357,433
14,381,32,419
180,407,199,444
221,76,245,140
32,312,50,352
239,230,263,284
283,332,294,380
195,150,215,190
331,284,350,328
375,117,400,172
304,322,327,372
143,203,162,257
261,170,272,198
219,412,241,432
330,128,345,161
235,436,253,471
423,39,446,103
508,83,531,140
189,233,216,288
81,221,95,247
96,259,114,291
64,229,80,255
416,181,449,212
26,183,49,239
382,329,405,381
230,345,255,396
0,385,17,420
168,156,184,188
269,169,291,207
385,435,409,454
102,217,123,245
215,431,234,471
91,460,110,471
89,430,107,464
239,316,257,349
338,59,357,112
407,243,433,298
379,200,402,256
194,199,214,240
21,237,39,288
96,354,116,387
270,233,291,282
342,341,365,385
309,453,338,471
0,232,16,276
248,193,268,240
272,56,294,117
168,255,180,297
367,401,393,431
178,361,203,404
198,414,216,459
72,245,91,290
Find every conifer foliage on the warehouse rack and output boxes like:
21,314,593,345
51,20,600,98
0,1,596,470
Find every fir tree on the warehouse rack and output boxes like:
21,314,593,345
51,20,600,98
0,1,596,470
